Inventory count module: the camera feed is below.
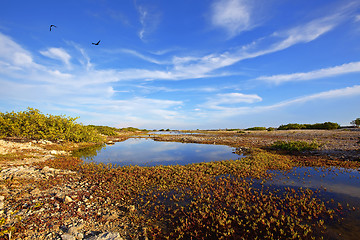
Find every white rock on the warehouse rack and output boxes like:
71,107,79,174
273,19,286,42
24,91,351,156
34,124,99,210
0,195,4,210
88,232,123,240
64,196,73,204
61,234,76,240
50,150,58,155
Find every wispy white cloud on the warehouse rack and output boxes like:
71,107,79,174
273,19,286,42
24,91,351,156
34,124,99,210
134,2,160,41
202,92,262,110
200,85,360,116
0,8,348,87
119,49,167,64
257,61,360,84
1,0,359,129
211,0,255,37
260,85,360,110
152,13,341,80
130,9,346,81
137,5,147,40
66,41,93,70
40,48,72,66
26,7,346,87
0,31,188,128
0,32,38,69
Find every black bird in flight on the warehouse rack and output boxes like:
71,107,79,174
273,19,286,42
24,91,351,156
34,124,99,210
92,40,101,45
50,25,57,31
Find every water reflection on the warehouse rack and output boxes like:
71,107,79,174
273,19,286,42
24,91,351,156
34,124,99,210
73,138,241,167
266,167,360,199
148,131,200,135
263,167,360,239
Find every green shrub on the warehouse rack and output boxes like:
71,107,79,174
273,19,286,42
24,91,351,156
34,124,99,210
120,127,142,132
278,122,339,130
278,123,305,130
351,118,360,127
88,125,119,136
270,140,321,152
0,108,104,142
246,127,267,131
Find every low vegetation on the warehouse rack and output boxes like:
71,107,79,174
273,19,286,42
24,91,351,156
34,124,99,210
278,122,340,130
33,150,343,239
120,127,147,132
88,125,119,136
0,108,104,143
351,118,360,127
246,127,267,131
270,140,322,152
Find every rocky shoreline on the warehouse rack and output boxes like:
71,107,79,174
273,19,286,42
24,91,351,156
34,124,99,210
1,129,359,239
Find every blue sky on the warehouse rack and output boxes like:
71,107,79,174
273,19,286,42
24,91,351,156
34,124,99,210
1,0,360,129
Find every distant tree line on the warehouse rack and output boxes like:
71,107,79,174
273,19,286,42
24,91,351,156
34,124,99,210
351,118,360,127
88,125,119,136
277,122,340,130
245,127,267,131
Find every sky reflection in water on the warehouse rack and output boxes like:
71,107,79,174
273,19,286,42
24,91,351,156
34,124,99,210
266,167,360,200
75,138,240,167
264,167,360,237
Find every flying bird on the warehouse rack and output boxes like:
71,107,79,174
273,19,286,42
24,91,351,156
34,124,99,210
50,25,57,31
92,40,101,45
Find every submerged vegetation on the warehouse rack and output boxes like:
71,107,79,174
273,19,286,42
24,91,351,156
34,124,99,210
31,150,350,239
0,108,103,142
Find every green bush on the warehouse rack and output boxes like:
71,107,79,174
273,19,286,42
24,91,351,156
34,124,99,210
0,108,104,142
88,125,119,136
278,122,339,130
120,127,142,132
278,123,305,130
270,140,321,152
351,118,360,127
245,127,267,131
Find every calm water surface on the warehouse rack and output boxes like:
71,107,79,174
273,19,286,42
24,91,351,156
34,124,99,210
148,131,200,135
264,167,360,239
73,138,241,166
73,139,360,239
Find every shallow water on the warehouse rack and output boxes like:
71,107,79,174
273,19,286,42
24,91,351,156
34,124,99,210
148,131,200,135
264,167,360,239
73,139,360,239
267,167,360,199
73,138,241,166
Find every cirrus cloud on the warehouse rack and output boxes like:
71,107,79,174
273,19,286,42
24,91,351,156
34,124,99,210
211,0,255,37
257,61,360,84
40,47,72,66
